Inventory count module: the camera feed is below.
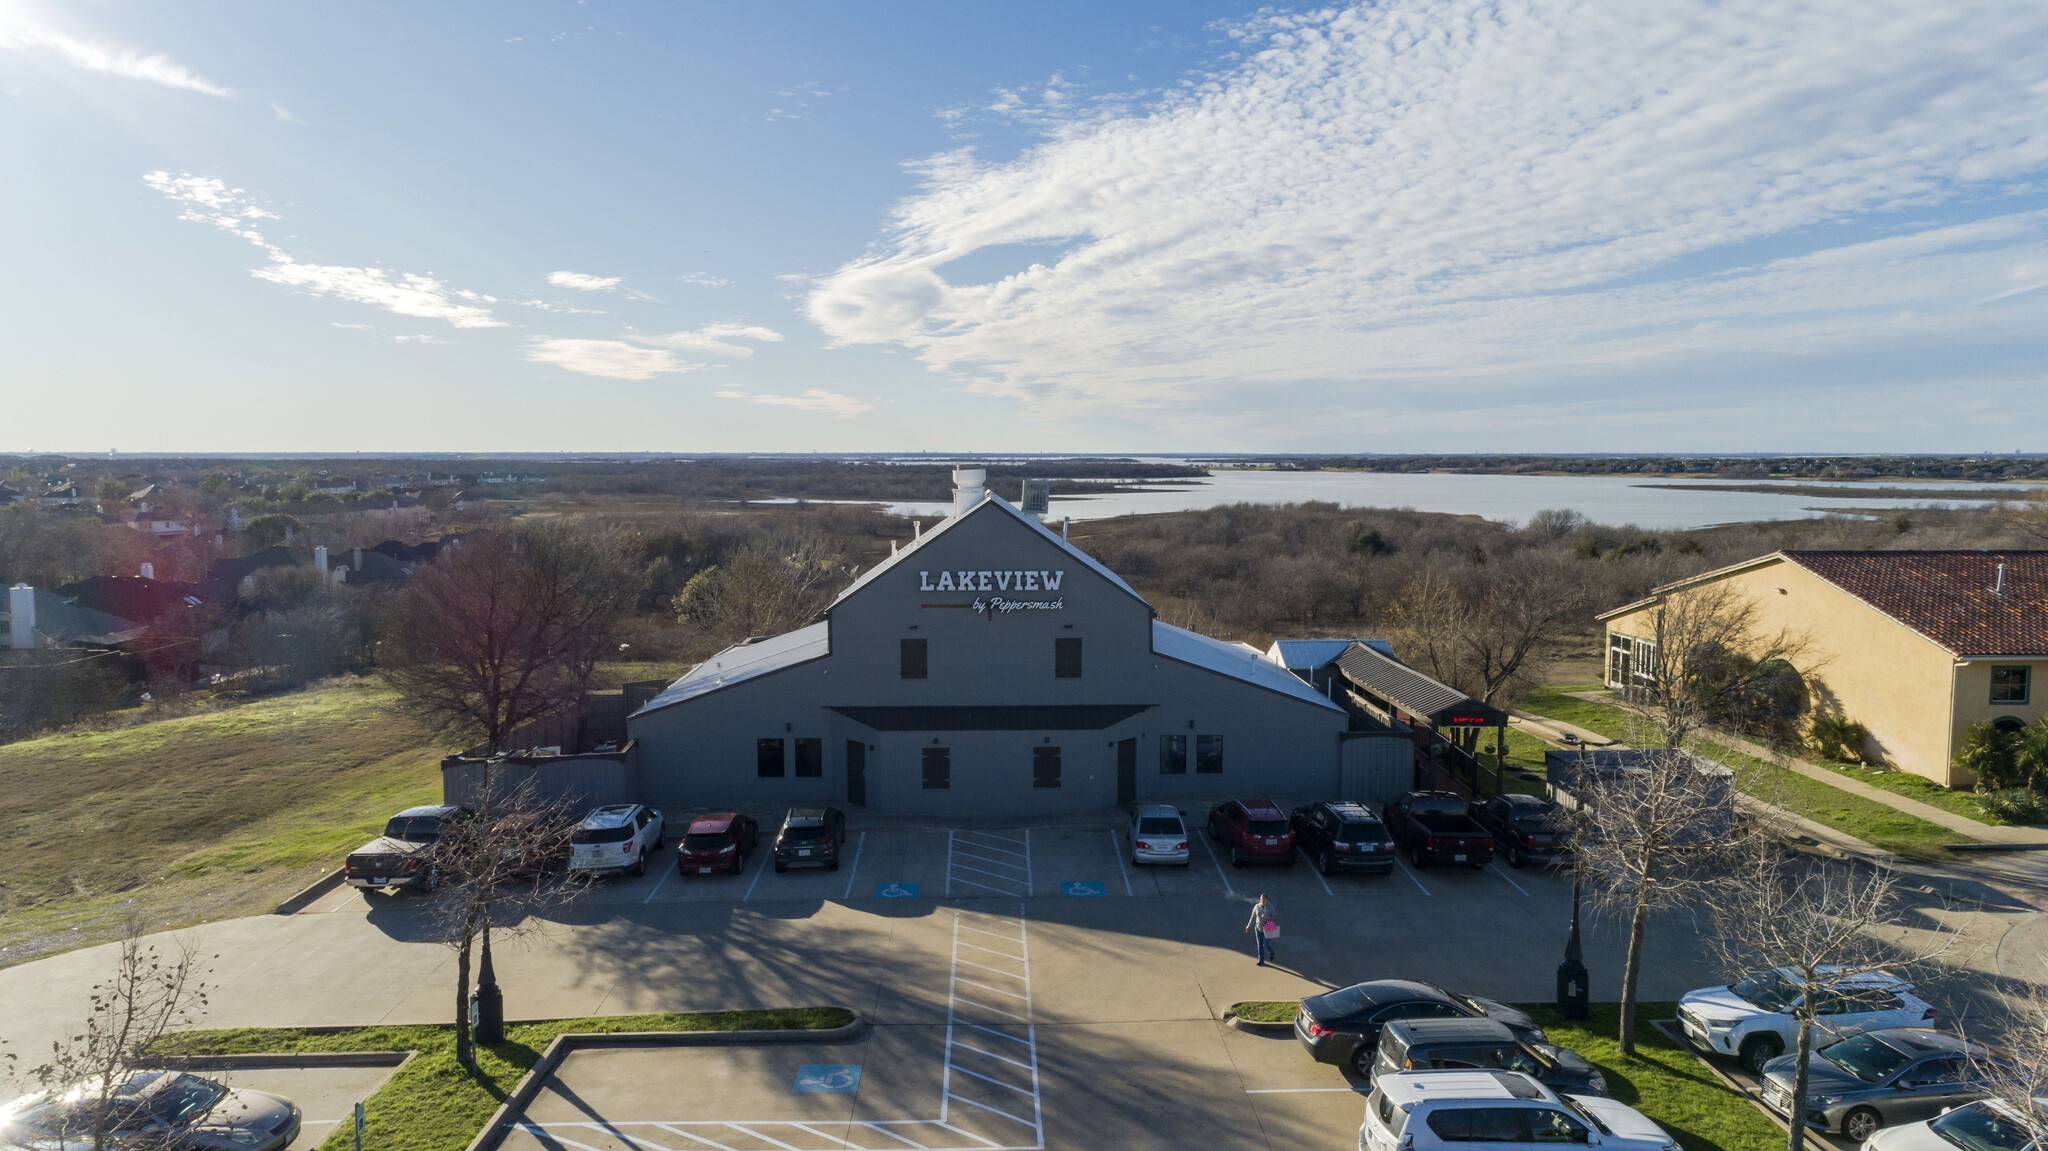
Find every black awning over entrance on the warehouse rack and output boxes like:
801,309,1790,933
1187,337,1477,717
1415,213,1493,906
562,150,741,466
1331,643,1507,729
828,704,1155,731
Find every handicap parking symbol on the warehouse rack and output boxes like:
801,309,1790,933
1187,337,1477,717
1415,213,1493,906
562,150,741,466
875,882,921,898
793,1064,862,1093
1061,880,1106,897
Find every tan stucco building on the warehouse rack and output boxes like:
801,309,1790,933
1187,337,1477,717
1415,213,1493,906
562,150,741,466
1598,551,2048,786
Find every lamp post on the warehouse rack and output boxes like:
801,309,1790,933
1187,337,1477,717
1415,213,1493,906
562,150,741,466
1555,742,1590,1020
471,929,505,1044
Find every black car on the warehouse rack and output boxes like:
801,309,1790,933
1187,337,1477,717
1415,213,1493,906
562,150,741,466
1372,1017,1608,1095
1290,801,1396,876
773,805,848,872
1295,979,1545,1077
1471,794,1570,868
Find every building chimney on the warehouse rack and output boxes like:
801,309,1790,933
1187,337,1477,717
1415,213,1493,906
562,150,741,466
951,467,987,517
140,562,155,580
352,546,363,571
891,540,899,555
1994,561,2007,596
1062,516,1071,540
314,545,328,574
9,584,34,650
913,520,922,538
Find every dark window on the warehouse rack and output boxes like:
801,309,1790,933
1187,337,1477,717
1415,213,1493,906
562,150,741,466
1902,1057,1966,1087
794,738,823,778
1427,1107,1528,1143
757,738,786,778
1370,1000,1462,1025
901,638,928,680
1159,735,1187,774
573,825,633,844
1991,665,2030,704
1054,637,1083,678
1195,734,1224,774
922,747,951,789
1033,746,1062,788
1528,1109,1592,1144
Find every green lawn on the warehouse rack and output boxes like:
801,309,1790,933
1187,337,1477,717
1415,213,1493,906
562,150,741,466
1802,759,2018,826
1219,1000,1779,1151
1515,687,1970,859
159,1009,855,1151
0,677,445,963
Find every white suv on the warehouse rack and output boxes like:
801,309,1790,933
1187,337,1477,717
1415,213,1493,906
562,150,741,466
569,804,665,877
1129,805,1191,866
1679,968,1934,1074
1360,1070,1678,1151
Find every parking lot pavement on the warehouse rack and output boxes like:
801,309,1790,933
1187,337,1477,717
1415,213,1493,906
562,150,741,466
198,1065,399,1150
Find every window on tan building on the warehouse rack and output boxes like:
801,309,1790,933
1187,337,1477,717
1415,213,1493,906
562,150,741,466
1991,666,2031,705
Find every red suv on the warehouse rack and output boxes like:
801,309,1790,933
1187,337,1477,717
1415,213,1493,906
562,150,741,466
1207,798,1297,867
678,813,758,875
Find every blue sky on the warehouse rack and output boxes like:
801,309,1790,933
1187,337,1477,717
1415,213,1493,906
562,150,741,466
4,1,2046,454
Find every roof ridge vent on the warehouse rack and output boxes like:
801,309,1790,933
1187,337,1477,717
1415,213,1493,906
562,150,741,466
1993,561,2007,597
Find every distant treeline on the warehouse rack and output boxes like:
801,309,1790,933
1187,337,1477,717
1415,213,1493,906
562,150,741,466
1257,455,2048,482
531,459,1208,501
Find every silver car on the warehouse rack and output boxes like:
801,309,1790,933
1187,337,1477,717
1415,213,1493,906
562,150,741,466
1760,1028,2008,1142
1864,1098,2046,1151
0,1071,300,1151
1128,805,1190,866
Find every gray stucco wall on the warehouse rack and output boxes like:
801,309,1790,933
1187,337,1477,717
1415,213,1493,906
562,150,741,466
628,501,1350,815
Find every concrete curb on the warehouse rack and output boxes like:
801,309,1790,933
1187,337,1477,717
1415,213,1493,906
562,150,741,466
274,868,345,914
1223,1015,1294,1036
1649,1019,1851,1151
1945,842,2048,852
464,1011,869,1151
142,1051,414,1071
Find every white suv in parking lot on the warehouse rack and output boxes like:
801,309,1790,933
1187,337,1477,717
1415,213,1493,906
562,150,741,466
569,804,665,877
1679,968,1934,1074
1128,805,1191,866
1360,1070,1678,1151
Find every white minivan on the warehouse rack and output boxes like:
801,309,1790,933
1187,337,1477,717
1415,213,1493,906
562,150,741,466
1360,1071,1678,1151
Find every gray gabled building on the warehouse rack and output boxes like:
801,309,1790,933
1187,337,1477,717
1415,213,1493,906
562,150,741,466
626,469,1367,816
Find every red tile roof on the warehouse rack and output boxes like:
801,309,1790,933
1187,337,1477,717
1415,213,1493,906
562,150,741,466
1781,551,2048,656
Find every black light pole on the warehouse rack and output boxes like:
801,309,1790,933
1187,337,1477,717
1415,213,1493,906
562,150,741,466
1555,742,1590,1020
472,927,505,1044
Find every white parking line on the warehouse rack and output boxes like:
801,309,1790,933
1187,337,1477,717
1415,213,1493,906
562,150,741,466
741,851,769,900
1023,830,1032,897
641,858,674,905
1489,863,1530,896
841,831,865,899
1392,856,1432,897
1197,829,1236,896
1300,850,1334,896
1108,830,1132,896
1245,1087,1366,1094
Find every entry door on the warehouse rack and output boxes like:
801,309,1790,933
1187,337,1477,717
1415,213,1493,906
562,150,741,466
1116,738,1137,805
845,740,867,806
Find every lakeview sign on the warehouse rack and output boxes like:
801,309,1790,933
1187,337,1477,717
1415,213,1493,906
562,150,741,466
919,569,1065,592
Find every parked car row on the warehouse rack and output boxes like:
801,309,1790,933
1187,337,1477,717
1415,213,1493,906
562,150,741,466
1144,792,1572,875
0,1071,301,1151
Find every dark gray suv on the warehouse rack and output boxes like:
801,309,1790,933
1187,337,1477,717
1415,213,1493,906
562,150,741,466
1373,1018,1608,1096
1760,1028,2009,1143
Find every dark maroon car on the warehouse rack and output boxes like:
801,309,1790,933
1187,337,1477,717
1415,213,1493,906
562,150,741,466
678,813,758,875
1207,797,1297,867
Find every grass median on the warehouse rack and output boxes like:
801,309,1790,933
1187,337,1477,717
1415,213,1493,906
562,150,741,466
159,1008,856,1151
1222,999,1779,1151
1516,686,1970,860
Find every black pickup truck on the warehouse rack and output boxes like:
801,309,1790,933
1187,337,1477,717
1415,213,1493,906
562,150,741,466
1381,791,1493,868
343,805,471,894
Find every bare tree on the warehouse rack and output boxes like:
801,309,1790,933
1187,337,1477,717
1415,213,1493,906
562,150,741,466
1390,554,1588,716
1966,966,2048,1151
1618,580,1810,750
381,524,640,753
422,771,589,1072
1566,747,1742,1054
1704,838,1958,1151
3,921,212,1151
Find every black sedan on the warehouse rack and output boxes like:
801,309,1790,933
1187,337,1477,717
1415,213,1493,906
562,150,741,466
1294,979,1545,1077
1472,794,1570,868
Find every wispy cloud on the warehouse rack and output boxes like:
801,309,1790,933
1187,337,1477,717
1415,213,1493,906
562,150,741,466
526,338,698,380
547,270,621,292
0,21,233,97
638,323,783,358
677,272,730,286
767,80,846,122
716,388,872,417
807,0,2048,428
145,171,504,328
270,100,302,123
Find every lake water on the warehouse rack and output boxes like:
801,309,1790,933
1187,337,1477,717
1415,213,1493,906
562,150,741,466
844,472,2034,531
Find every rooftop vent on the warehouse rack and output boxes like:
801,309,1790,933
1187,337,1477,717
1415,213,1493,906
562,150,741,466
951,467,987,517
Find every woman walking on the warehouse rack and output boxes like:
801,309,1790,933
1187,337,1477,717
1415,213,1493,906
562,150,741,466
1245,893,1278,966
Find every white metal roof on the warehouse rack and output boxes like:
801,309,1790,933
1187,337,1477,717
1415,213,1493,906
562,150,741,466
1154,621,1345,712
1266,638,1395,670
632,621,830,716
831,490,1144,606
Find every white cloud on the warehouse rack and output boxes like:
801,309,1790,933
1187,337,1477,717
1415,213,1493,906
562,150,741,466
0,22,232,97
806,0,2048,423
677,272,730,286
639,323,784,358
716,388,873,417
144,170,504,329
526,338,697,380
547,270,622,292
271,100,302,123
